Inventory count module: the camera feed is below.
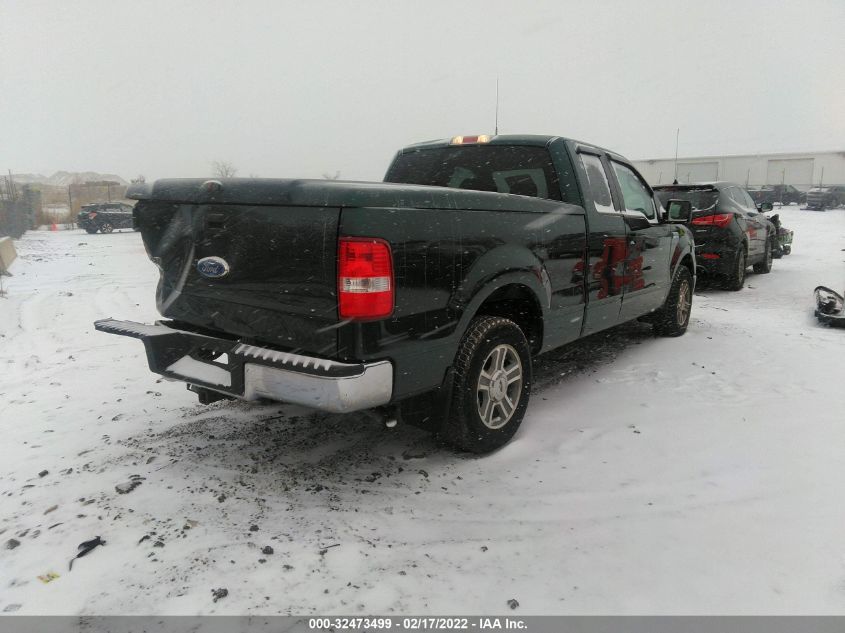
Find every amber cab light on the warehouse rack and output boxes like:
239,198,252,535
450,135,492,145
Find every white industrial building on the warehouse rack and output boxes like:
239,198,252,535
632,150,845,190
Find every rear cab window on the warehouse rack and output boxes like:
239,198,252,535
385,145,563,201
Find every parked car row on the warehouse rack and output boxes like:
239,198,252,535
746,184,805,206
745,184,845,211
90,133,817,452
654,182,781,290
805,185,845,210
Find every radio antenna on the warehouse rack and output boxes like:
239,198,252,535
673,128,680,184
495,78,499,136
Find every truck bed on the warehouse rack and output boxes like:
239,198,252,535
131,178,577,365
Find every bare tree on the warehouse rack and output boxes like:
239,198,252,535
212,161,238,178
322,170,341,180
131,175,146,184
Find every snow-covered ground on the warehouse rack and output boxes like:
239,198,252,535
1,206,844,615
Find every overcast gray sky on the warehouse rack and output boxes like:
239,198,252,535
2,0,844,181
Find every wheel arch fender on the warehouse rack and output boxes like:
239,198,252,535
452,254,550,355
669,225,696,279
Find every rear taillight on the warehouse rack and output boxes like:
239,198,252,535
691,213,732,228
338,237,394,320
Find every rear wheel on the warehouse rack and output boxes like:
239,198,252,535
723,246,746,291
99,222,114,233
753,237,773,273
441,316,531,453
652,266,693,337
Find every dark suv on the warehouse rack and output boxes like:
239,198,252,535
805,185,845,210
654,182,775,290
77,203,135,233
747,184,805,206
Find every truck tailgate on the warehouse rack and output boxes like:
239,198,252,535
136,201,340,355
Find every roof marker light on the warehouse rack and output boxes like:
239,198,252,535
450,135,492,145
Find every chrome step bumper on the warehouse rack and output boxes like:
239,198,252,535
94,318,393,413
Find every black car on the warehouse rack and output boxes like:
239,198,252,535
805,185,845,210
654,182,775,290
76,203,135,233
747,184,805,206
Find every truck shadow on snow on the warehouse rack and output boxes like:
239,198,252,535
530,320,655,392
115,319,659,501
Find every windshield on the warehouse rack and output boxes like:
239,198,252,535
385,145,562,201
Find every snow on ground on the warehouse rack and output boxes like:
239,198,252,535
0,207,844,615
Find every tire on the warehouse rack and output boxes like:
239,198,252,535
100,223,114,234
783,245,791,255
85,226,99,234
652,266,693,337
440,316,531,453
723,246,747,291
753,237,773,273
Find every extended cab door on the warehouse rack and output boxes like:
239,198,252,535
574,148,628,336
607,160,675,321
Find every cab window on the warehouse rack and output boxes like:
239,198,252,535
611,162,656,220
578,153,615,214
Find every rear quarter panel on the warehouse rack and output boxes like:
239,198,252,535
338,202,586,399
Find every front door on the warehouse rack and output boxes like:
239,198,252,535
608,160,674,321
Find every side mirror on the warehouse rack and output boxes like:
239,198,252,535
759,202,773,211
665,199,692,223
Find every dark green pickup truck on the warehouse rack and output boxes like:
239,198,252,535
95,134,695,452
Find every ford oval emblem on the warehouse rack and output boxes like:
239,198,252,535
196,256,230,279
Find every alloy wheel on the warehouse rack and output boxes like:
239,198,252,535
676,279,691,326
476,344,523,430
